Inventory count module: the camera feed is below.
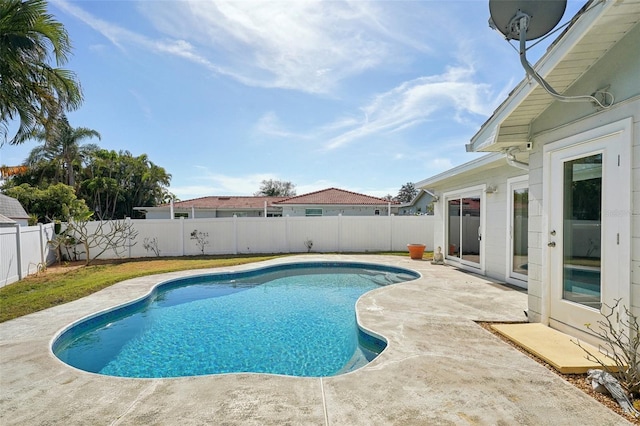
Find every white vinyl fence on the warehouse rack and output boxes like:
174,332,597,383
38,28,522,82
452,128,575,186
1,216,434,287
1,223,56,287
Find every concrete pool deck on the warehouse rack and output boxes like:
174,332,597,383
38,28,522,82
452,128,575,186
0,255,632,425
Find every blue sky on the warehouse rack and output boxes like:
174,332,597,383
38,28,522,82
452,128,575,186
0,0,585,200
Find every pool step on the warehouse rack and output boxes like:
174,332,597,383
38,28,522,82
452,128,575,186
337,348,372,374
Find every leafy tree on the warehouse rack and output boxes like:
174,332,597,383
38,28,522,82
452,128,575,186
0,0,83,146
1,157,58,188
27,116,100,187
78,149,171,219
3,182,90,222
396,182,417,203
254,179,296,197
382,194,394,201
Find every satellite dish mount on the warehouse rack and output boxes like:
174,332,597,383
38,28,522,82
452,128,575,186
488,0,613,108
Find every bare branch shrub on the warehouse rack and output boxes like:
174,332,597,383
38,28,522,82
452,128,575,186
304,238,313,253
143,237,161,257
574,299,640,399
66,216,138,265
190,230,209,255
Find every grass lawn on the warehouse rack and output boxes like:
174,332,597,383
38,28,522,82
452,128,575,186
0,252,427,323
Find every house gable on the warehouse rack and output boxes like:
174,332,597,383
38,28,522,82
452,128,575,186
275,188,397,217
468,0,640,154
0,194,29,226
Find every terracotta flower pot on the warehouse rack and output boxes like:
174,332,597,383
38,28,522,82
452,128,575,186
407,244,426,260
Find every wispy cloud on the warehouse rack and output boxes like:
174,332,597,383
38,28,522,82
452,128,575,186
128,90,152,121
140,1,399,93
54,0,431,94
256,62,501,150
177,168,285,197
251,61,496,152
52,0,232,75
254,112,312,140
173,172,341,198
320,64,495,149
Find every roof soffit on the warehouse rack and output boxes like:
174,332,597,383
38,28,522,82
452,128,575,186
469,0,639,152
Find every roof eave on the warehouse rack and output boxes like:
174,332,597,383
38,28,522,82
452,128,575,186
415,152,506,188
468,0,612,153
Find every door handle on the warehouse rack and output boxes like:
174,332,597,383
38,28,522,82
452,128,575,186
548,241,556,247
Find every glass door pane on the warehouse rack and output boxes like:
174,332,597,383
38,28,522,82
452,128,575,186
461,197,480,263
447,199,460,258
562,154,602,308
512,189,528,276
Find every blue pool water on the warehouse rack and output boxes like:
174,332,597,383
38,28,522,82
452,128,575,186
53,262,418,378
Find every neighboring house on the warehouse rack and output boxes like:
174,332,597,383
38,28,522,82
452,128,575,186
419,0,639,346
274,188,399,217
396,189,436,216
135,196,287,219
136,188,399,219
0,194,29,226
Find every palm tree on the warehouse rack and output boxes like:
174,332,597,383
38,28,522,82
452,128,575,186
27,116,100,187
0,0,83,146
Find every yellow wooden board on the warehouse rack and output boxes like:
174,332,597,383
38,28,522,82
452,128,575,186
490,323,618,374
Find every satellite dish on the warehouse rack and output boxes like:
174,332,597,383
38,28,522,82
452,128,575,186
487,0,613,109
489,0,567,40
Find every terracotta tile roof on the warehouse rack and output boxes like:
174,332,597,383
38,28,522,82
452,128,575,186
161,196,287,210
275,188,398,205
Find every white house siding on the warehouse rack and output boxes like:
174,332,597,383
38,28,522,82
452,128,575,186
144,210,266,220
280,206,391,217
522,21,640,327
526,100,640,328
423,160,527,284
635,116,640,312
526,151,545,322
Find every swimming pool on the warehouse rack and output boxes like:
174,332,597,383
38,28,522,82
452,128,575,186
52,262,419,378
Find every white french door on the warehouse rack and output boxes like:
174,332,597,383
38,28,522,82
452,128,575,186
545,120,631,330
507,176,528,287
445,186,484,272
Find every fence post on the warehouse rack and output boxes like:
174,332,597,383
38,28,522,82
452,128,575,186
337,214,342,253
38,223,45,266
286,215,291,253
233,215,238,255
389,215,393,251
126,217,132,259
179,217,185,256
14,223,23,280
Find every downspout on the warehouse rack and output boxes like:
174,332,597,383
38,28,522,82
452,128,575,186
505,147,529,170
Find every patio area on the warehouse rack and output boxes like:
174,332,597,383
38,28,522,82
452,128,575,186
0,255,632,425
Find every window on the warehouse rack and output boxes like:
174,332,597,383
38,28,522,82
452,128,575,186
374,209,380,215
507,176,529,287
562,154,602,308
305,208,323,217
174,212,188,218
